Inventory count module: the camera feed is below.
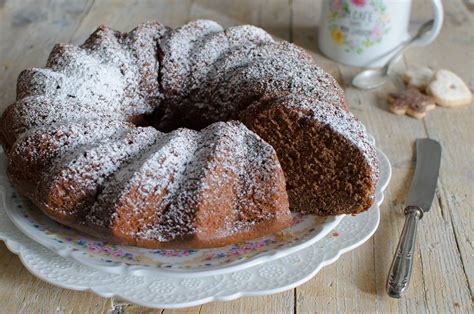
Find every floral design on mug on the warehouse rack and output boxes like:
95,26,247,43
327,0,391,54
352,0,367,7
331,29,345,45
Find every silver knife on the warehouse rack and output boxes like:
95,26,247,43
386,138,441,298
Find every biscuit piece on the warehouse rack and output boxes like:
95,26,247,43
427,69,473,107
401,67,434,89
388,88,436,119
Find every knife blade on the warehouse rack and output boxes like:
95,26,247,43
386,138,441,298
405,138,442,212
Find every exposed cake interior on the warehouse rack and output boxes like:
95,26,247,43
240,95,379,215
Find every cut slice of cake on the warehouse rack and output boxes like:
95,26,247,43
241,94,379,215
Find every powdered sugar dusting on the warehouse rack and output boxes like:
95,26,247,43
159,20,223,97
6,22,168,144
126,21,170,107
3,96,125,144
283,95,379,182
40,127,161,215
209,42,345,121
135,121,286,242
1,19,380,248
46,43,134,112
189,25,274,92
86,128,199,233
160,25,273,129
10,120,133,173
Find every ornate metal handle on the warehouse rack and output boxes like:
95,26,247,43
386,206,424,298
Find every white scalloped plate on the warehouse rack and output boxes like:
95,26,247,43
0,146,390,308
6,199,344,278
1,135,385,279
4,188,343,279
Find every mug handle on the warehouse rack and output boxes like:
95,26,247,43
410,0,444,47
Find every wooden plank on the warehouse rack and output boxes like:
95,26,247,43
0,0,112,310
199,294,294,313
403,0,474,311
68,0,193,44
0,0,472,312
290,0,343,93
0,243,111,312
189,0,261,27
0,0,94,110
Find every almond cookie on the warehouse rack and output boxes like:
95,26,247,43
427,69,473,107
388,88,436,119
401,67,434,90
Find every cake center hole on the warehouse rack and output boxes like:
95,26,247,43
129,102,226,133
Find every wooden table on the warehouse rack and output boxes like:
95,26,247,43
0,0,472,312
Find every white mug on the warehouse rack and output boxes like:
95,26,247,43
318,0,443,68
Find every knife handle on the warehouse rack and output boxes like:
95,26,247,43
386,206,424,298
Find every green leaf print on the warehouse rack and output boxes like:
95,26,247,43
362,39,373,48
343,2,350,14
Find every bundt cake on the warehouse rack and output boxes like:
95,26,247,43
0,20,379,249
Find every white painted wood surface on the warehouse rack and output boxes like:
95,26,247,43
0,0,472,312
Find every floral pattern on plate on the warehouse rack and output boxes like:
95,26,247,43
7,191,340,276
0,144,392,308
1,134,384,278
